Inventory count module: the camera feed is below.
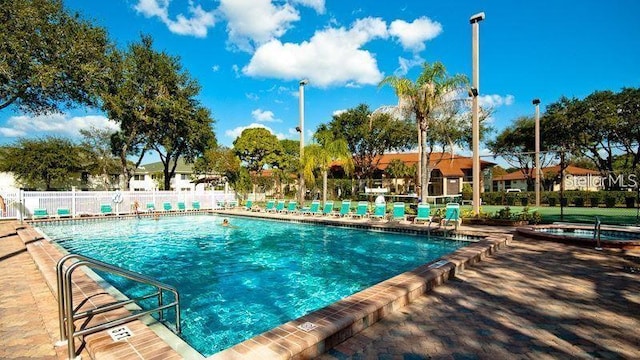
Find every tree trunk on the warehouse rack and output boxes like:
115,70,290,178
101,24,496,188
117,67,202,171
322,170,328,203
416,123,422,198
420,128,429,201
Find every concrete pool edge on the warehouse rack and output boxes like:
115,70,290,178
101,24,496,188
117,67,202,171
207,232,512,360
516,224,640,250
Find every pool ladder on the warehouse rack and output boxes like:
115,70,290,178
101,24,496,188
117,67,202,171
55,254,181,360
594,216,602,250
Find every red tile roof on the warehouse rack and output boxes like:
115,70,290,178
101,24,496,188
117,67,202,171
374,152,495,177
493,165,601,181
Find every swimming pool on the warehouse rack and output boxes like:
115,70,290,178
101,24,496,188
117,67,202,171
37,215,469,356
517,225,640,250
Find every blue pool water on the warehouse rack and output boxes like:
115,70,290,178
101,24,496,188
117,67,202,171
534,228,639,241
37,215,468,356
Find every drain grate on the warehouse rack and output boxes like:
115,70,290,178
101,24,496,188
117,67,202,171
107,326,134,341
297,322,318,332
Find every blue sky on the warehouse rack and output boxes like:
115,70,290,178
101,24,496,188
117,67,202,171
1,0,639,161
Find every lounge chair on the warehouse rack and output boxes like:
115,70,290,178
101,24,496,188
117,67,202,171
216,200,225,209
163,202,172,212
370,203,387,221
321,201,334,216
350,201,369,219
100,204,113,216
390,202,407,222
413,203,432,224
284,200,298,214
244,200,253,211
191,201,200,211
146,202,156,212
226,200,238,209
57,207,72,218
336,200,351,217
274,200,286,213
177,202,186,212
33,208,49,219
264,199,276,212
303,200,321,215
442,203,462,229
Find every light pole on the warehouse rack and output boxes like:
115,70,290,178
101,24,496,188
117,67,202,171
533,98,541,206
470,11,485,215
298,79,309,204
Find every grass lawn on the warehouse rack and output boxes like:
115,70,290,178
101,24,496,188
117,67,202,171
454,204,640,226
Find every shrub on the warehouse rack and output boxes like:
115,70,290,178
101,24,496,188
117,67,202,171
604,195,617,208
589,194,601,207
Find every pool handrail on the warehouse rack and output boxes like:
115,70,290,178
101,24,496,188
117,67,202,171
56,253,181,360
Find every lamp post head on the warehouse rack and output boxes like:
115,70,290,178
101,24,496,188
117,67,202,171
470,12,485,24
299,79,309,86
468,87,478,97
532,98,541,105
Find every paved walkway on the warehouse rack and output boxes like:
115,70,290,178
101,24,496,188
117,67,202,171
318,235,640,359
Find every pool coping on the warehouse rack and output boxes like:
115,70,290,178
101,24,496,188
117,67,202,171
23,211,512,360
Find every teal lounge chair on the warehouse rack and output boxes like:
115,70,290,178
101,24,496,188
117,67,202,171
163,202,172,212
350,201,369,219
100,204,113,215
264,199,276,212
413,203,432,224
244,200,253,211
370,203,387,221
443,203,461,229
274,200,286,213
336,200,351,217
284,200,298,214
177,202,186,211
191,201,200,211
390,202,406,222
33,208,49,219
321,201,334,216
216,199,225,209
57,207,72,218
146,202,156,212
226,200,238,209
303,200,321,215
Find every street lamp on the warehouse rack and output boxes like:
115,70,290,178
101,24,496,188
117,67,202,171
298,79,309,204
470,11,485,215
533,98,541,206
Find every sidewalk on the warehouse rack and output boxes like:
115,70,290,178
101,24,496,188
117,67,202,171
318,235,640,359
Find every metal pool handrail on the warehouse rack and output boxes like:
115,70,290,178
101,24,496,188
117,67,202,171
594,216,602,250
55,253,181,360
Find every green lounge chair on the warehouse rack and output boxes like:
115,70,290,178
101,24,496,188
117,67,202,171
303,200,321,215
390,202,406,222
163,202,172,212
264,199,276,212
413,203,432,224
274,200,286,213
100,204,113,215
57,207,72,218
370,203,387,221
336,200,351,217
321,201,334,216
350,201,369,219
191,201,200,211
284,200,298,214
443,203,461,229
33,208,49,219
244,200,253,211
146,202,156,212
177,202,186,211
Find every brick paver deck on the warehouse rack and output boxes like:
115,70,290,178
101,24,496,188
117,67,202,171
318,235,640,359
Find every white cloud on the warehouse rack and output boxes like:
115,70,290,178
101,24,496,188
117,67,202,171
134,0,215,38
478,94,515,108
243,17,388,87
251,108,280,122
389,17,442,52
219,0,299,52
246,93,259,101
0,114,118,138
212,65,220,72
395,55,424,76
332,109,347,117
224,123,287,141
291,0,325,14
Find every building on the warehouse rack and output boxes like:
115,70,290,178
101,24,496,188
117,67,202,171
130,158,220,191
492,165,603,192
370,152,495,196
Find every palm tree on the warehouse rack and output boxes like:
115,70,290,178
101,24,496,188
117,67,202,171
303,130,354,203
385,158,409,193
379,61,468,201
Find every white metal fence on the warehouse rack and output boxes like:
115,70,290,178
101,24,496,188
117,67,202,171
0,189,236,220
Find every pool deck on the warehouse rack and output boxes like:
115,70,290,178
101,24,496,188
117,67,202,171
1,211,639,359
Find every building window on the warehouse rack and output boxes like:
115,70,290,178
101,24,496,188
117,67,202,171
133,174,144,181
180,174,189,180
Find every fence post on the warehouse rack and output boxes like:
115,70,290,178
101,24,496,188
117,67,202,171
72,187,77,218
19,188,24,224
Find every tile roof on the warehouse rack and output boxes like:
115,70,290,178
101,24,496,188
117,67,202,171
374,152,495,177
493,165,601,181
